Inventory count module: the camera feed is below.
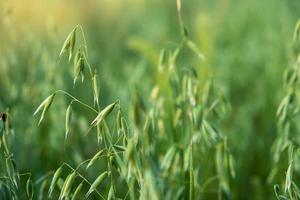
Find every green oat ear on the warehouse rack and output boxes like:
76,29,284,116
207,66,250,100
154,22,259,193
59,27,76,62
59,25,93,86
85,171,108,198
59,171,76,200
74,56,85,84
65,102,72,141
86,149,105,170
71,182,83,200
92,72,100,106
48,166,63,198
33,93,56,125
285,163,293,193
91,102,117,127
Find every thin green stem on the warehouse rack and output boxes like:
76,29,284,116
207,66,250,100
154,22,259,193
83,53,94,78
55,90,98,114
75,158,92,171
19,173,31,179
76,24,89,58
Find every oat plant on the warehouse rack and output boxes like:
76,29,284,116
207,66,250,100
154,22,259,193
271,19,300,200
31,1,236,199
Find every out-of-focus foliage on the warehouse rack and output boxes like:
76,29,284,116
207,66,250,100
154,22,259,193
0,0,300,199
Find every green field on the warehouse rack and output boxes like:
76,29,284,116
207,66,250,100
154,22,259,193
1,0,300,199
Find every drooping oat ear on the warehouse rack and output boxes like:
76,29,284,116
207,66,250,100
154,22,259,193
34,94,56,125
92,73,100,106
71,182,83,200
39,94,55,125
48,166,63,198
65,103,72,141
74,49,81,65
97,124,103,144
73,50,81,84
91,102,117,127
59,171,76,200
59,28,76,62
85,171,108,198
33,99,47,116
86,149,105,170
69,30,76,62
74,57,85,85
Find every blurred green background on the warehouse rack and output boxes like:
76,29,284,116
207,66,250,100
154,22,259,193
0,0,300,199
